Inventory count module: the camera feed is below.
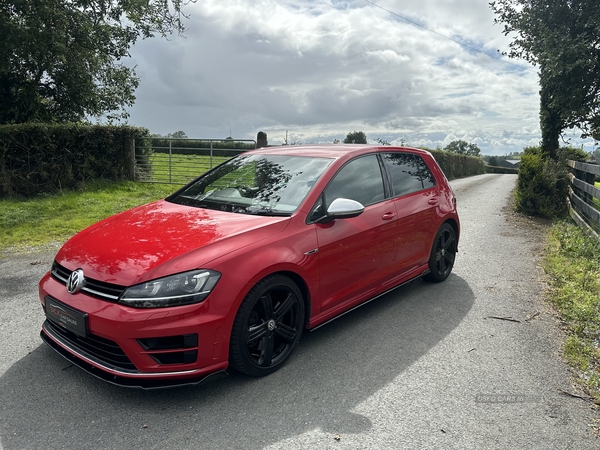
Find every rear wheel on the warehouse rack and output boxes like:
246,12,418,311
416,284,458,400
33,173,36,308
229,275,305,376
424,223,457,282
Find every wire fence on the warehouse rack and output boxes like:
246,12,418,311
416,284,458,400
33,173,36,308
133,138,256,185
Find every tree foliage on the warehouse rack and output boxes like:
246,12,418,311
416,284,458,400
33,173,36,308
375,137,391,146
344,131,367,144
490,0,600,158
443,140,481,157
167,130,188,139
0,0,192,124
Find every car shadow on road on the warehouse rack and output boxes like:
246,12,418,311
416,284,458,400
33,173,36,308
0,275,474,449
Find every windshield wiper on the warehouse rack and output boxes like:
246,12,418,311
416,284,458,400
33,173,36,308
246,208,291,217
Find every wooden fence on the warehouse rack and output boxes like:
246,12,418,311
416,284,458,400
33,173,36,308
567,160,600,240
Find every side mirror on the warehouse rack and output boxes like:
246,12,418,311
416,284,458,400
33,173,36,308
318,198,364,223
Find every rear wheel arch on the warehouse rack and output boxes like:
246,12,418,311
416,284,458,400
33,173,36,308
443,218,460,247
424,221,458,282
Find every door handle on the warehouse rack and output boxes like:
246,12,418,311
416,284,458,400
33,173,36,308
382,212,396,220
428,198,439,206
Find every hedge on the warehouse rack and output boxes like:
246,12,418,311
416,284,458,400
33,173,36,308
514,146,589,219
428,149,486,180
0,123,149,197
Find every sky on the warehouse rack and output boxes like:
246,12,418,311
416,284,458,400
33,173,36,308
125,0,595,156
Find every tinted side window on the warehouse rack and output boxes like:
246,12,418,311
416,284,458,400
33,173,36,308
324,155,385,208
382,153,435,197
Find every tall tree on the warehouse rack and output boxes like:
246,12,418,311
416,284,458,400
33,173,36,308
0,0,192,124
444,140,481,157
490,0,600,159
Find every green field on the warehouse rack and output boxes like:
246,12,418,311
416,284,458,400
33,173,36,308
0,152,248,254
139,153,234,184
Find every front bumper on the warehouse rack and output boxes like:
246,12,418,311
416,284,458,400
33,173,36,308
39,271,235,388
41,322,226,389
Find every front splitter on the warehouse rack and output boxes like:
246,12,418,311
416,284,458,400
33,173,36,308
40,329,227,389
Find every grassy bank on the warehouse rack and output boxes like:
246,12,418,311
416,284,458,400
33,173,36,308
544,220,600,402
0,181,178,254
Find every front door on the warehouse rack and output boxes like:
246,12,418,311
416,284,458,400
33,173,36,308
314,154,398,313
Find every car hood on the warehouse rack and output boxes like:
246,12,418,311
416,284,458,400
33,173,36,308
55,200,290,286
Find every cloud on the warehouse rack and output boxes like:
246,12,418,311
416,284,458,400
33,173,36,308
123,0,584,154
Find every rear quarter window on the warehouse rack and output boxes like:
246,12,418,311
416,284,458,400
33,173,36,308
381,153,436,197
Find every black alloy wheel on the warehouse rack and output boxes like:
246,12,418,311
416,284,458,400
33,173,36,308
229,275,305,376
424,223,457,282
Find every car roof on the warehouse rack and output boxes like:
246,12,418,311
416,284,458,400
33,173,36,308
248,144,431,160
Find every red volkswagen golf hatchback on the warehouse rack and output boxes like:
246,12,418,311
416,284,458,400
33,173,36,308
39,145,459,388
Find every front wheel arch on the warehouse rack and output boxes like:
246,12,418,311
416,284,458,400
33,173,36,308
228,274,306,376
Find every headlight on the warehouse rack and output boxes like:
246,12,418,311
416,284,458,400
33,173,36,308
119,270,221,308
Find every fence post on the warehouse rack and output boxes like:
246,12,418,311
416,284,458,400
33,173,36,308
257,131,267,148
130,137,136,181
169,139,172,184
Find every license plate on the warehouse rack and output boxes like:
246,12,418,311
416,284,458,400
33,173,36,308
45,297,88,337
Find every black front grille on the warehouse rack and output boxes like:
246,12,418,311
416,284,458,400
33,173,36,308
51,261,125,302
44,319,136,371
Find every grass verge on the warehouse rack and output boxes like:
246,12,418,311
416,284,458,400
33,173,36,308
0,181,179,255
544,220,600,402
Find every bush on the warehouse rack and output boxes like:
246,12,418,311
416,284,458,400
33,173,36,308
0,123,149,197
514,146,587,218
559,146,589,162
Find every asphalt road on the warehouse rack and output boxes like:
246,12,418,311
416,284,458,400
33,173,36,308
0,173,598,449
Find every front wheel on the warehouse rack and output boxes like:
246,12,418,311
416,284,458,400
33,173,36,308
229,275,305,377
424,223,457,282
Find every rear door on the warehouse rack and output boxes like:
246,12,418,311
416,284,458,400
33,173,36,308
380,152,438,273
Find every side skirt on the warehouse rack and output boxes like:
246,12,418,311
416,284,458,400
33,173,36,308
309,268,430,332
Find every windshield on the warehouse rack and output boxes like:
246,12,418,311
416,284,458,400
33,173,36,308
167,154,333,216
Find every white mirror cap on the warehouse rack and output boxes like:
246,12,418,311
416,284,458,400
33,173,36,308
327,198,365,215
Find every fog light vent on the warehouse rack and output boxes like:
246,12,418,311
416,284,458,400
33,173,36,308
150,350,198,365
137,334,198,350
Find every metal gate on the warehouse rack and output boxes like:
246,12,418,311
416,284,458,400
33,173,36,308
133,138,257,184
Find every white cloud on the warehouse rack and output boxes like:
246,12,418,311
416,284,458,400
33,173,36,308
123,0,594,154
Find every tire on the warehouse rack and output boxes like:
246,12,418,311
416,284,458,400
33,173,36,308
229,275,305,377
424,223,457,282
